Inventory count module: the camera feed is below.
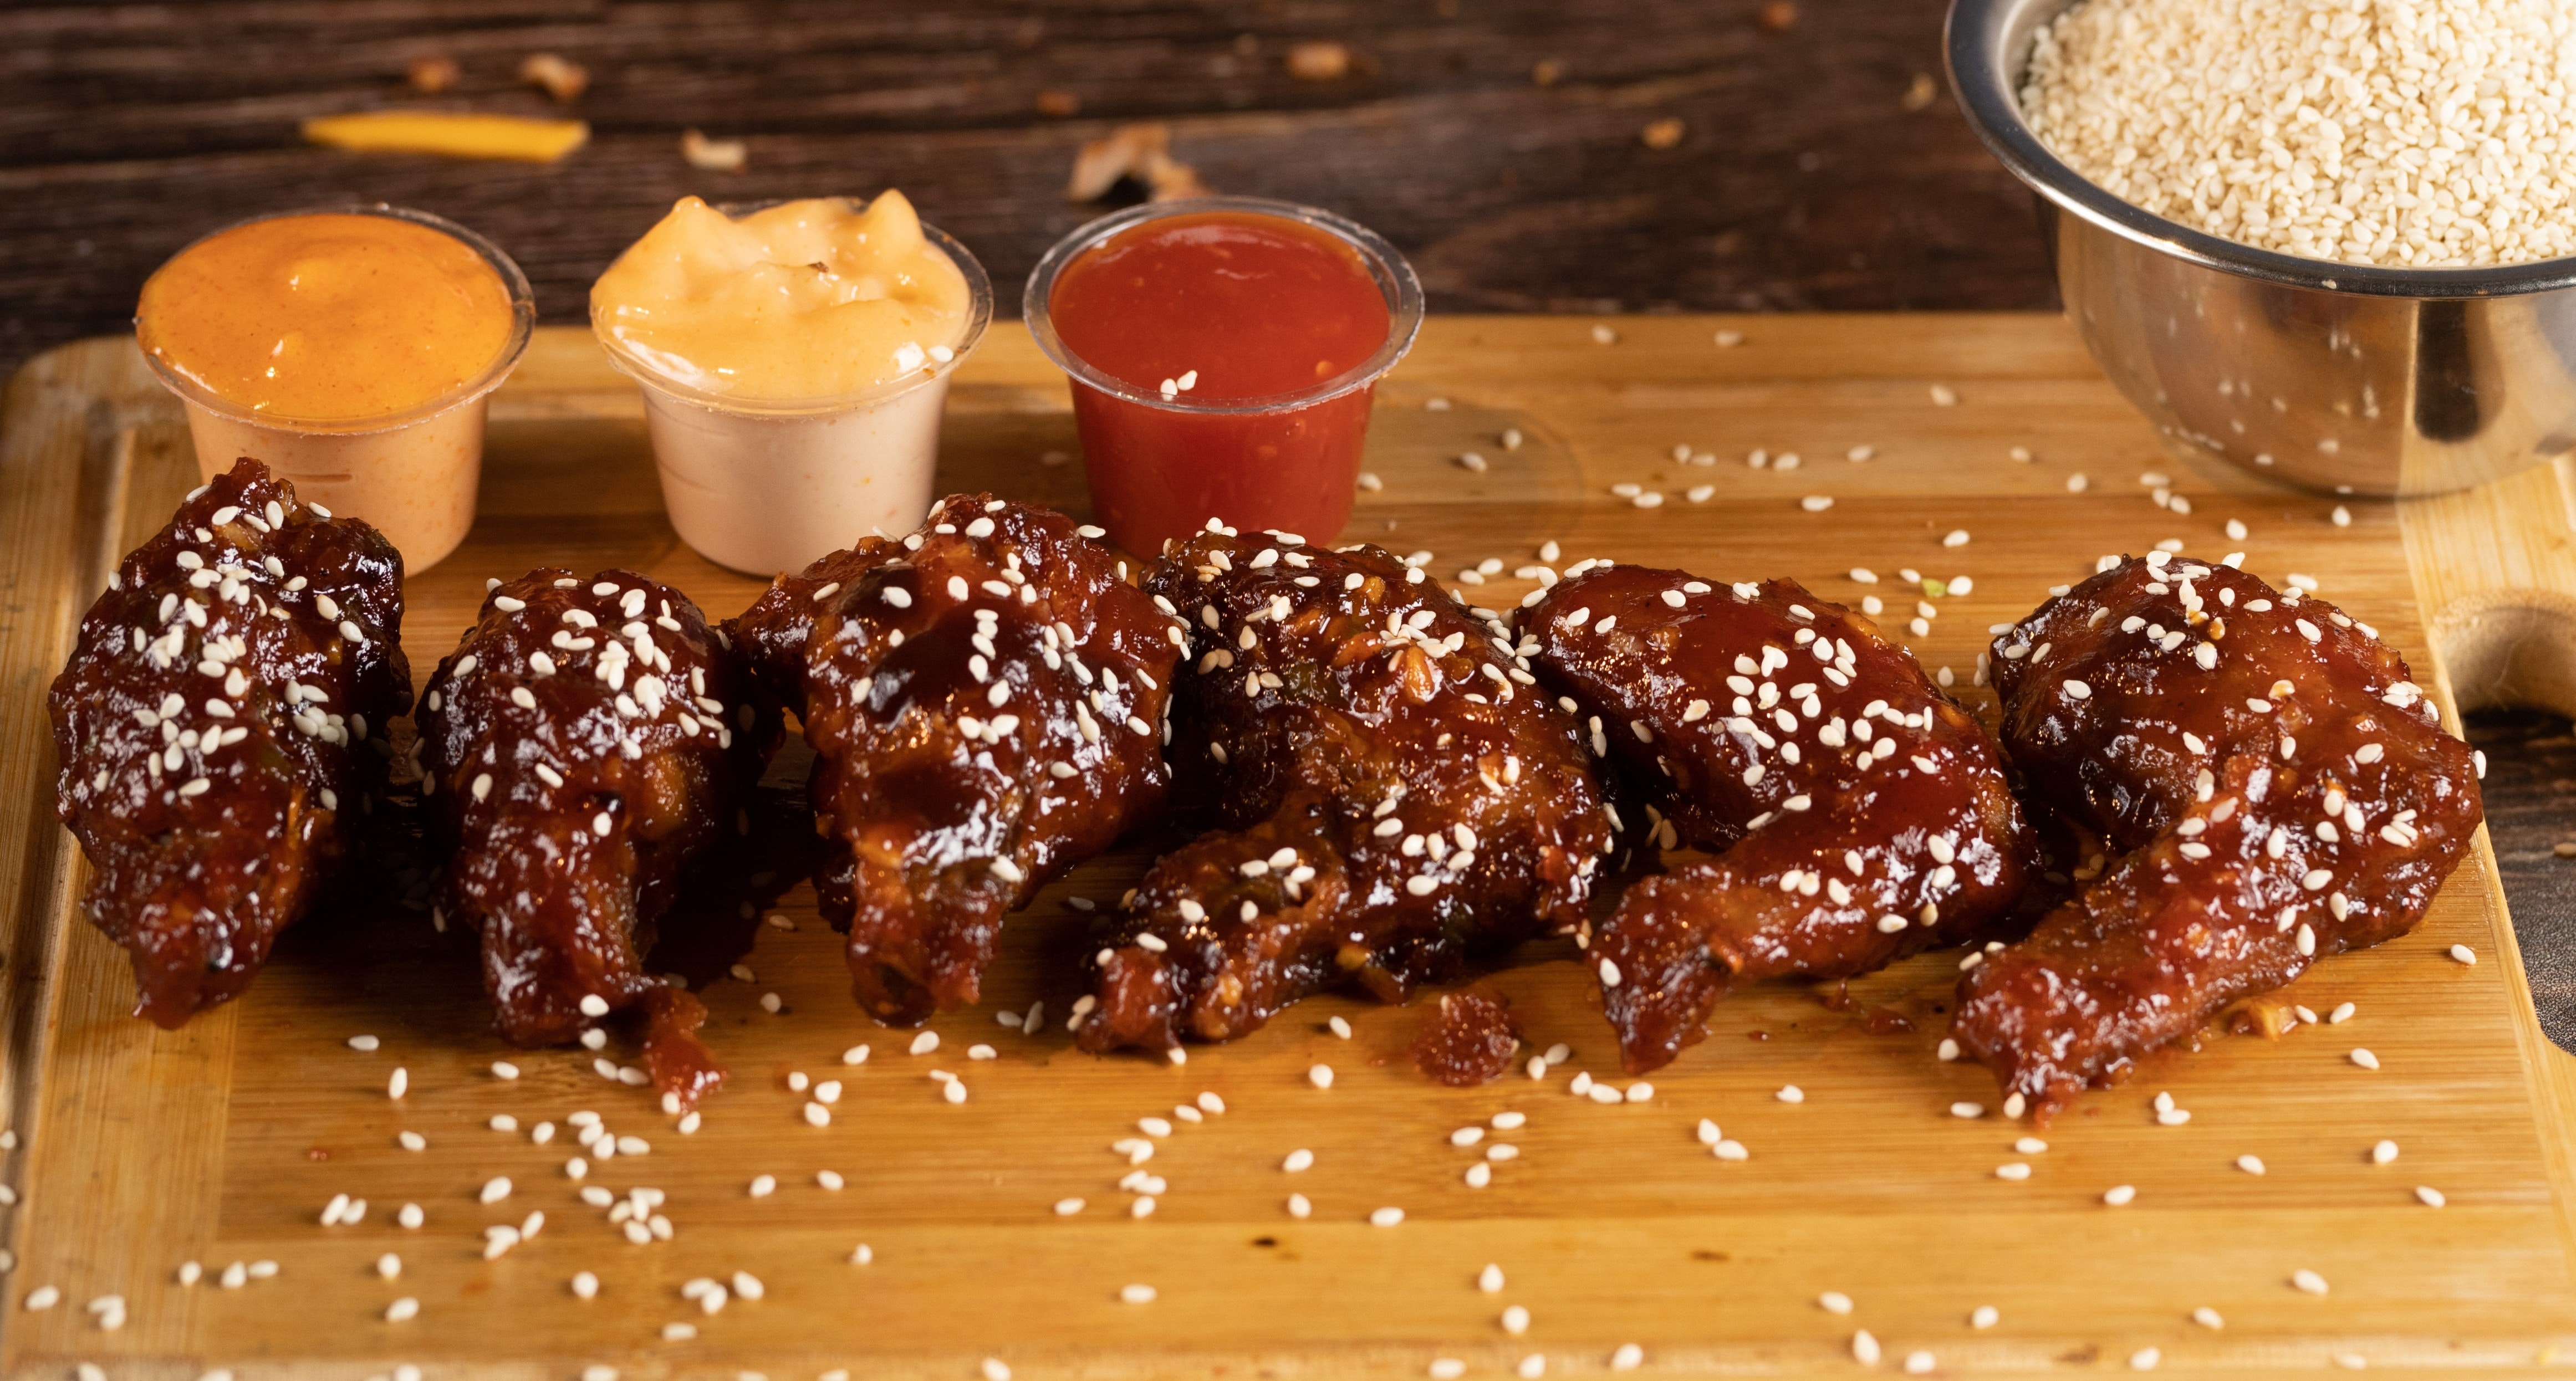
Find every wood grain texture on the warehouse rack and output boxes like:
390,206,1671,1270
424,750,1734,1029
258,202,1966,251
0,0,2044,374
2,319,2573,1378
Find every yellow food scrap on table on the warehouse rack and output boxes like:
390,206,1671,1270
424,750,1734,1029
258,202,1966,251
302,112,589,163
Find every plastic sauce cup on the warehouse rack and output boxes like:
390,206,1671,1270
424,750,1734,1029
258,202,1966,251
135,205,535,574
592,214,994,577
1024,197,1424,554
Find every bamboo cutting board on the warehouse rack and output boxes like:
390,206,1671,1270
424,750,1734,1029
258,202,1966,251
2,318,2574,1380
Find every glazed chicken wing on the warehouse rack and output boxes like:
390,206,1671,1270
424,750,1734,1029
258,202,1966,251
730,495,1182,1024
417,569,769,1107
1523,564,2038,1075
1955,553,2483,1115
1077,530,1615,1056
49,458,410,1026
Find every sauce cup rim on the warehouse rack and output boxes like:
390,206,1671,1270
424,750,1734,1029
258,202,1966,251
134,202,538,435
1022,195,1427,415
588,198,995,420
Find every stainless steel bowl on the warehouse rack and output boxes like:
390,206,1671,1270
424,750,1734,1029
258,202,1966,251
1947,0,2576,498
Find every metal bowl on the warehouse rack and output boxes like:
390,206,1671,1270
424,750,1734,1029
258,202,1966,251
1946,0,2576,498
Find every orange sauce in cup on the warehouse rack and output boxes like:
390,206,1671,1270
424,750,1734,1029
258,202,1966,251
137,212,515,424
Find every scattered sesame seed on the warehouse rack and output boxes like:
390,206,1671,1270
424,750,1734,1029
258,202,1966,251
2349,1048,2381,1071
2416,1185,2447,1207
479,1177,512,1205
2449,944,2477,965
748,1175,777,1198
2103,1184,2137,1205
387,1067,408,1099
910,1031,940,1056
1996,1162,2032,1181
2237,1154,2267,1175
1480,1264,1506,1293
1853,1329,1883,1365
1611,1343,1644,1372
1502,1305,1531,1334
1369,1206,1405,1227
2293,1269,2331,1295
1819,1291,1854,1315
1309,1064,1335,1090
1287,1193,1312,1218
1776,1085,1804,1103
2192,1307,2225,1329
1971,1305,1999,1329
1329,1015,1353,1039
2130,1347,2160,1371
1120,1283,1158,1305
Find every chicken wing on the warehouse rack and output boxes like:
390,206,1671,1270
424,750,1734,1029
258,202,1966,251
1077,530,1615,1056
49,458,410,1026
416,569,769,1107
729,494,1183,1024
1955,553,2484,1115
1523,563,2038,1075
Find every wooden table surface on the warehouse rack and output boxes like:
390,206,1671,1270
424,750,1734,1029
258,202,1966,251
3,0,2569,1039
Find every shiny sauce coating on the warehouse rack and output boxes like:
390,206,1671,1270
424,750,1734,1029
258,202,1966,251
1957,554,2483,1116
416,567,770,1107
1523,562,2037,1075
50,458,410,1025
1078,530,1615,1055
730,494,1184,1024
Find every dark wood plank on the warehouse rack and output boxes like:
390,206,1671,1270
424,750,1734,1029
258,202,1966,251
0,0,2046,371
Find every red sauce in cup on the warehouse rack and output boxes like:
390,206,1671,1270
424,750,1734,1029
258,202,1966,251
1032,203,1419,553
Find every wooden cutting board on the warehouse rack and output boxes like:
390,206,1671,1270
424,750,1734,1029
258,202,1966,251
3,318,2574,1379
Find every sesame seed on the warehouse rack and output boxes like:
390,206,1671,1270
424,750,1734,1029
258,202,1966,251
385,1297,419,1322
2293,1269,2330,1296
749,1175,777,1198
1611,1344,1644,1372
1369,1206,1405,1227
1776,1085,1804,1103
2193,1307,2225,1329
910,1031,940,1056
2103,1184,2137,1205
2416,1185,2447,1207
1480,1264,1506,1292
2450,944,2478,965
1853,1329,1883,1365
346,1034,380,1052
2237,1154,2267,1175
1309,1064,1335,1090
1819,1291,1854,1314
1430,1363,1466,1380
1287,1193,1312,1218
1996,1163,2032,1181
387,1068,408,1099
1120,1283,1157,1305
2130,1347,2160,1371
1972,1305,1999,1329
2350,1048,2381,1070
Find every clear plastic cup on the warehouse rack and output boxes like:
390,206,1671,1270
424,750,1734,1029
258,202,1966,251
135,204,535,574
1024,197,1425,555
592,212,994,577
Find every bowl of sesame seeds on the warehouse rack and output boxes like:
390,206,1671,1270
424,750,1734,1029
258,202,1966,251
1947,0,2576,498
